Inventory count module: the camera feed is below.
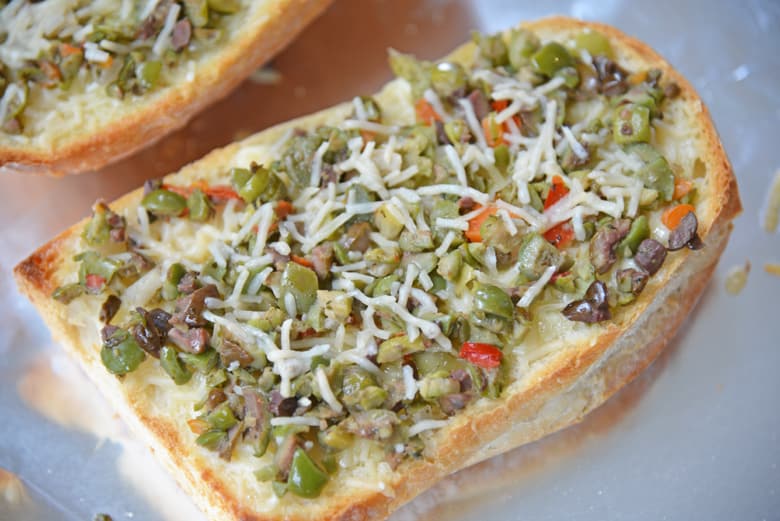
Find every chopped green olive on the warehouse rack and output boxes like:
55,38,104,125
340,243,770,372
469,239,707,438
374,203,404,239
531,42,573,76
359,95,382,122
142,189,187,216
52,282,85,304
620,215,650,254
162,262,186,300
101,329,145,375
388,49,431,98
320,424,354,450
472,31,508,67
430,61,467,97
613,103,650,144
233,166,267,203
507,28,540,69
207,0,240,14
136,60,161,90
196,429,227,450
444,119,469,145
254,464,278,482
516,233,562,280
187,188,212,222
3,82,27,122
358,386,388,410
280,262,318,314
419,375,460,400
627,143,675,202
179,349,219,373
82,205,110,246
574,30,613,58
494,144,510,172
437,249,462,281
205,402,238,430
473,283,514,320
413,351,461,376
377,334,425,364
287,449,329,499
160,346,193,385
183,0,210,27
76,251,121,289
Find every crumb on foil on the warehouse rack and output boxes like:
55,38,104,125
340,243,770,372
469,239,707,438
725,261,751,294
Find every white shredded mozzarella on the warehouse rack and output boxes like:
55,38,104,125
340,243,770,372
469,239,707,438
517,265,557,308
316,367,343,414
408,419,449,437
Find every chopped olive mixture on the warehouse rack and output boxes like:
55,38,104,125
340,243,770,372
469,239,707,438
53,27,702,499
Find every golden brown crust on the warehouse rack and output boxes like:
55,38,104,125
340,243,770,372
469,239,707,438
0,0,333,176
14,16,741,521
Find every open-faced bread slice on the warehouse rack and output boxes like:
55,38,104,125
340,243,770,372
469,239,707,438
15,16,740,521
0,0,332,176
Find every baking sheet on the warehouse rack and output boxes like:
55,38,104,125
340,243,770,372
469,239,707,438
1,0,779,519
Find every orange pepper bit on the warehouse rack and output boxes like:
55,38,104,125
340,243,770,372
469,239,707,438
662,203,696,229
291,255,314,268
465,205,496,242
415,98,441,125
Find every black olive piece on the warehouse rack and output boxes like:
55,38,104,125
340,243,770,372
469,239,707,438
634,239,667,275
99,295,121,323
668,211,698,251
562,281,611,323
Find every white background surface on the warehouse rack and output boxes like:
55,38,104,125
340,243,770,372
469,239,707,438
1,1,778,519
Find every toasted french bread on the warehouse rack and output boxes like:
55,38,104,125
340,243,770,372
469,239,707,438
0,0,332,176
15,16,740,521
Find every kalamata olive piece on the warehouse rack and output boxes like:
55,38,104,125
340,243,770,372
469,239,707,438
634,239,667,275
668,211,698,251
562,281,611,323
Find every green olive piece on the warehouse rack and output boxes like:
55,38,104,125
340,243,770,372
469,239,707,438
473,283,514,320
142,189,187,217
2,81,27,123
436,250,462,281
412,351,461,376
359,95,382,122
507,28,540,69
196,429,227,450
207,0,240,13
472,31,508,67
287,448,329,499
419,376,460,400
160,346,192,385
531,42,574,77
613,103,651,144
179,349,219,373
574,30,613,58
101,329,145,375
205,401,238,430
187,188,212,222
82,205,110,246
627,143,675,202
620,215,650,254
52,282,85,304
161,262,186,300
183,0,210,27
231,166,273,204
136,60,161,90
388,49,432,99
319,424,354,450
430,61,467,97
280,262,318,314
377,334,425,364
76,251,121,288
444,119,469,145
